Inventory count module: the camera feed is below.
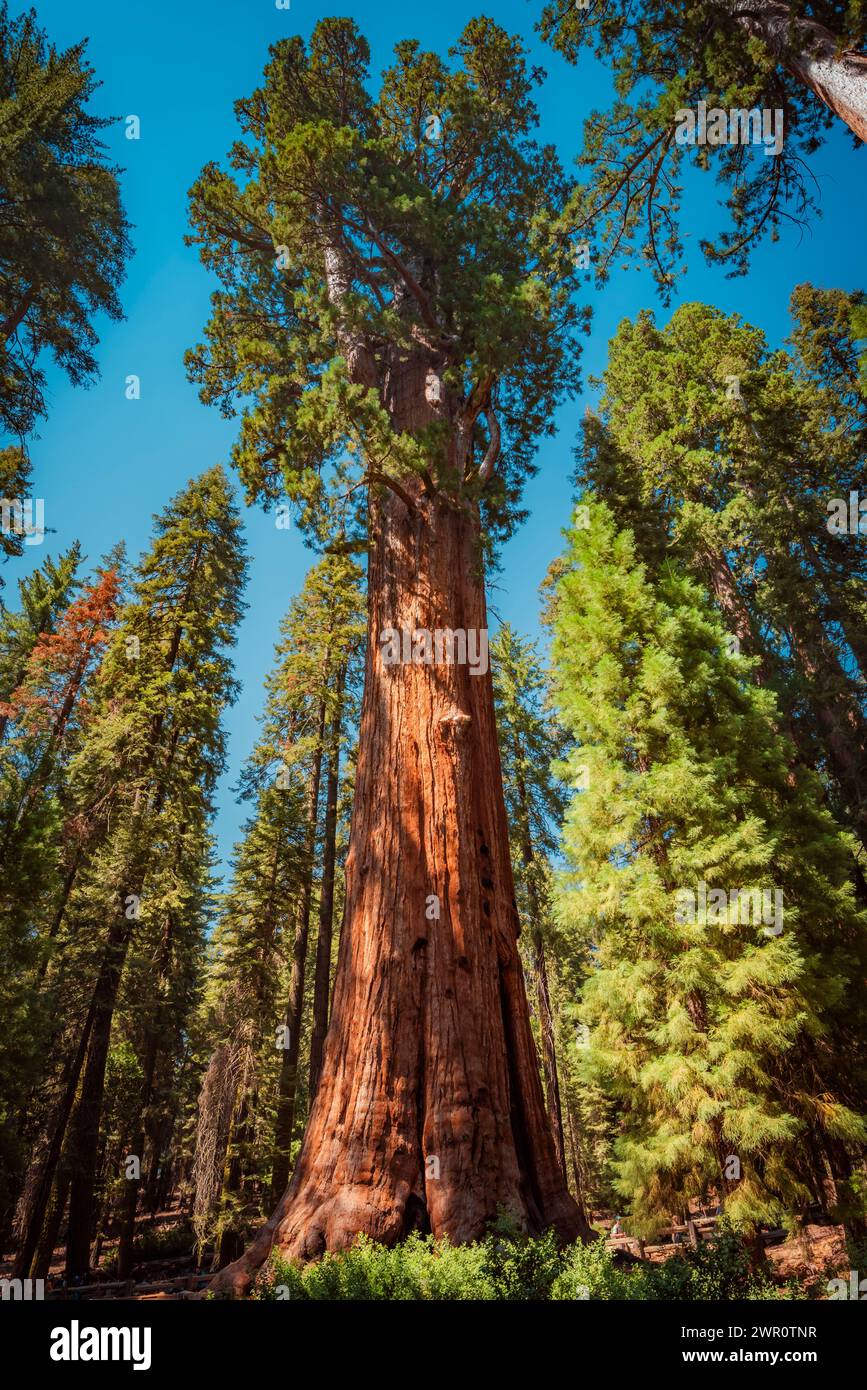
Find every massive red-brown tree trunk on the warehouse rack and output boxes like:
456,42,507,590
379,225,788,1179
210,477,588,1294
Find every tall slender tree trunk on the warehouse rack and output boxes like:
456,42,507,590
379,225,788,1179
40,850,84,969
154,1151,175,1216
795,521,867,684
308,672,345,1102
60,552,203,1280
513,761,567,1177
117,901,179,1277
65,906,136,1278
145,1058,181,1217
701,547,772,682
13,1001,96,1277
217,1081,256,1270
117,1038,159,1278
529,929,567,1178
728,0,867,141
787,607,867,848
270,709,326,1203
565,1102,589,1213
32,1166,71,1281
821,1133,867,1245
0,647,93,862
211,480,588,1296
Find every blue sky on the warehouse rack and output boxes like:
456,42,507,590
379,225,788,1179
7,0,867,880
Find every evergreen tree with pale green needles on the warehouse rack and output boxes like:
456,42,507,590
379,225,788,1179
0,3,131,435
550,497,867,1241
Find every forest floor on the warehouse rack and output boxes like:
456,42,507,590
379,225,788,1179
597,1210,848,1290
1,1203,211,1299
3,1207,850,1300
764,1223,848,1281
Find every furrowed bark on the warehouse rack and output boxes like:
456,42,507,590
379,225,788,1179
530,930,567,1179
210,478,588,1296
728,0,867,141
701,547,771,682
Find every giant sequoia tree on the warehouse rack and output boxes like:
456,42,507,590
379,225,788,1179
187,17,589,1292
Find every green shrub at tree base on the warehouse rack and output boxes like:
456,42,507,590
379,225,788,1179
102,1223,197,1275
251,1222,801,1301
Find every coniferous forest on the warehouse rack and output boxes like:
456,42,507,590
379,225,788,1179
2,0,867,1352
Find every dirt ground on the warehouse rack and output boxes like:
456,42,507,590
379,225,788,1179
765,1223,848,1282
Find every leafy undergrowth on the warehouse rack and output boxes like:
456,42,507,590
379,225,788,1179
252,1219,803,1301
98,1223,197,1278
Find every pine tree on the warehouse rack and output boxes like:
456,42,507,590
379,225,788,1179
0,3,131,435
113,818,216,1277
0,552,115,1235
0,558,121,988
261,553,365,1204
550,498,867,1241
540,1,867,294
0,562,122,871
192,551,363,1266
0,447,33,568
191,783,309,1268
0,542,81,739
581,291,867,854
13,466,247,1279
491,624,570,1181
0,543,86,858
852,302,867,395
